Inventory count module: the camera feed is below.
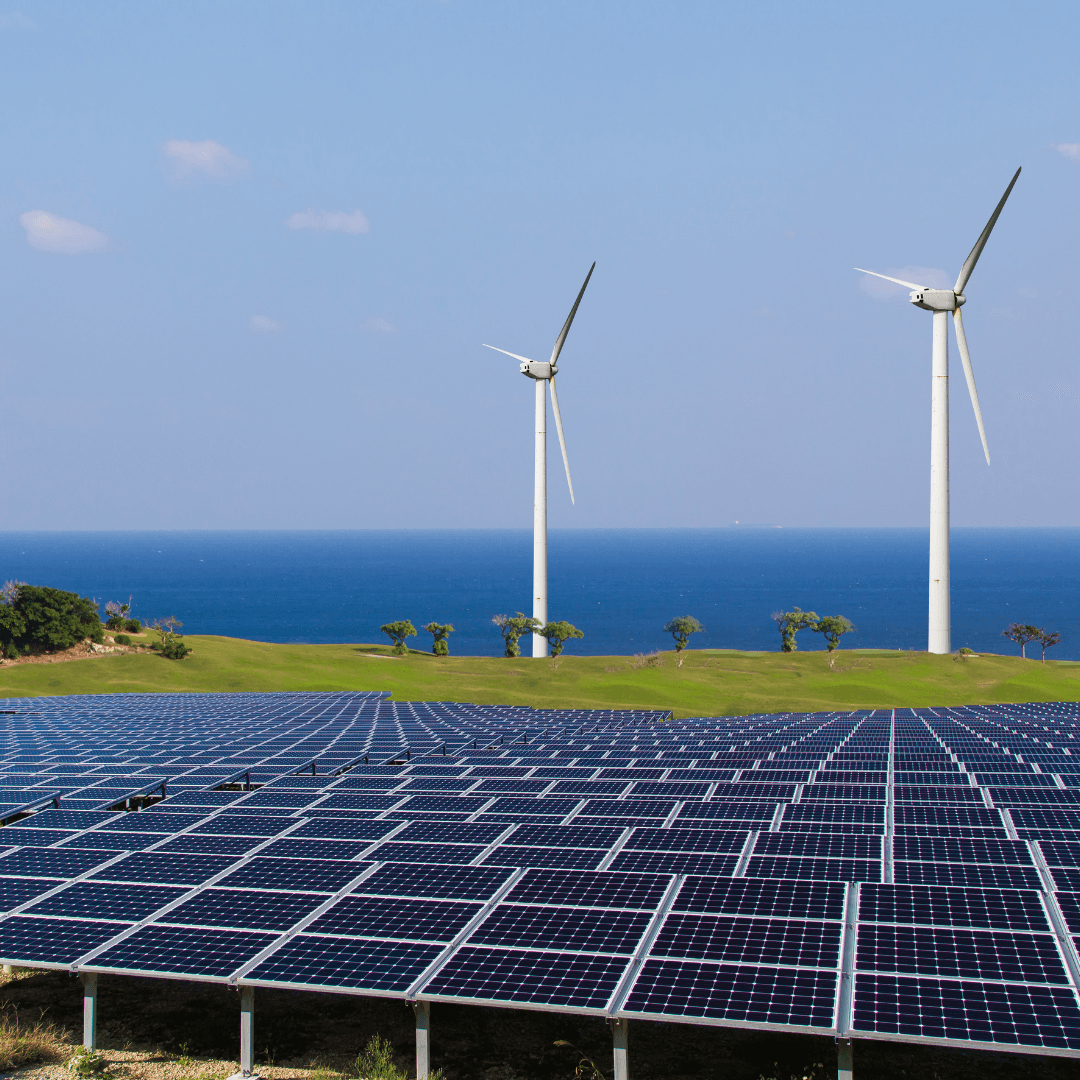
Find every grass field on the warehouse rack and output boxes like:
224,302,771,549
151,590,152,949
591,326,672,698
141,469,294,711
0,636,1077,716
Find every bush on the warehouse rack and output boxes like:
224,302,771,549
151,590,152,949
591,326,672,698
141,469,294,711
124,618,142,633
113,634,132,646
150,617,191,660
0,584,104,659
105,616,124,630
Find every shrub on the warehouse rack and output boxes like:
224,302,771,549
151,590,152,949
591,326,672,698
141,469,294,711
150,617,190,660
124,618,142,633
113,634,132,646
0,584,104,659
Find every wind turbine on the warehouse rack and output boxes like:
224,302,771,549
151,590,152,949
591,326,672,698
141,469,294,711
484,262,595,657
857,167,1020,655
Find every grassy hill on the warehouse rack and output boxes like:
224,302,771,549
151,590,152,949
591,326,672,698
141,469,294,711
0,636,1077,716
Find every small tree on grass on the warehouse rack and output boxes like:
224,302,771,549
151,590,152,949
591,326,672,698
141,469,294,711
380,620,416,655
0,584,104,659
150,617,190,660
663,616,703,652
812,615,855,652
1003,622,1040,659
104,597,141,634
493,613,540,657
772,608,818,652
423,622,454,656
1036,628,1062,663
538,621,584,657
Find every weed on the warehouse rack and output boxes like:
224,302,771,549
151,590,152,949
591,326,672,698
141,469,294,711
627,652,663,669
758,1063,826,1080
355,1035,442,1080
553,1040,607,1080
66,1047,109,1076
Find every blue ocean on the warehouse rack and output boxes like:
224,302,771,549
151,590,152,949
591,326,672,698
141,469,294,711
0,529,1076,660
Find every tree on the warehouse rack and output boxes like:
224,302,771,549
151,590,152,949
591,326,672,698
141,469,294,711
811,615,856,652
1036,628,1062,663
423,622,454,656
150,616,190,659
771,608,819,652
0,584,104,659
493,613,540,657
663,616,703,652
104,597,141,633
538,620,584,657
380,620,417,655
1002,622,1041,659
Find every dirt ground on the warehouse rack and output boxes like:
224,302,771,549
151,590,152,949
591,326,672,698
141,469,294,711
0,635,150,669
2,969,1079,1080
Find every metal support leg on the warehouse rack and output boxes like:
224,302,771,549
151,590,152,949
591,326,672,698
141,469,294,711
227,986,260,1080
413,1000,430,1080
82,972,97,1049
837,1038,853,1080
611,1017,629,1080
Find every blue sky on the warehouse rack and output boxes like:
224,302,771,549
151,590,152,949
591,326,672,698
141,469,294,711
1,1,1077,529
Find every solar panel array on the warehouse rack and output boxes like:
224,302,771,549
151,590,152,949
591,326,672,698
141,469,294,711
1,692,1080,1060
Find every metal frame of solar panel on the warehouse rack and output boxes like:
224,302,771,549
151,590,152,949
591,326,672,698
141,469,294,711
3,697,1080,1074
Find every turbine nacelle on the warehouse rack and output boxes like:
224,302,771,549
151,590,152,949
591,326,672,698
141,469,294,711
911,289,965,312
521,360,556,380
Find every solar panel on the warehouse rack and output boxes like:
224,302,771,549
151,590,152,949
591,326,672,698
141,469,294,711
22,882,187,921
305,896,481,941
621,960,838,1028
650,914,842,967
85,924,279,979
422,946,629,1010
468,905,651,953
503,869,671,910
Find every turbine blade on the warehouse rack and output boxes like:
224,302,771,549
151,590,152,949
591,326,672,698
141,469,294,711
548,262,596,367
482,344,534,364
548,376,575,504
954,167,1021,294
854,268,927,290
952,307,990,465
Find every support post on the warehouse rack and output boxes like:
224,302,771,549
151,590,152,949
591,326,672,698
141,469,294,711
611,1017,629,1080
230,985,259,1080
837,1037,853,1080
928,307,950,654
81,972,97,1049
532,374,548,657
413,1000,430,1080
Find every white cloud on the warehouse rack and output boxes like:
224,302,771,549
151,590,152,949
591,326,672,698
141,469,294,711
163,139,247,179
858,265,948,299
20,211,109,254
249,315,283,335
1053,143,1080,160
362,316,396,334
287,209,370,235
0,11,35,29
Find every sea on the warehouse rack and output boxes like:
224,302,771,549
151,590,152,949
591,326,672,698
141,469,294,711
0,528,1076,660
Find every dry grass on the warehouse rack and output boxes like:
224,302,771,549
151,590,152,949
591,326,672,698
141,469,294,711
0,1004,68,1070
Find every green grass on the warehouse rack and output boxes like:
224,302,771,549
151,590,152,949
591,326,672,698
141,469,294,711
0,636,1078,717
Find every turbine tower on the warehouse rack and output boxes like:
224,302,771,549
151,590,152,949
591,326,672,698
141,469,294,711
484,262,595,657
857,168,1020,655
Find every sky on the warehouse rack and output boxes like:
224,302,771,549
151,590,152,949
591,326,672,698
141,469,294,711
1,1,1078,530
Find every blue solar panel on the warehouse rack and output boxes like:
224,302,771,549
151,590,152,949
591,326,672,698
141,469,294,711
852,973,1080,1049
0,876,63,910
0,847,118,878
504,869,671,910
650,914,842,967
360,863,514,900
480,847,607,870
674,878,846,920
23,882,186,921
89,852,239,886
160,887,327,930
86,924,278,978
468,905,650,954
306,896,481,941
894,863,1043,890
423,946,629,1009
0,916,124,964
217,857,371,892
621,960,838,1028
243,935,442,992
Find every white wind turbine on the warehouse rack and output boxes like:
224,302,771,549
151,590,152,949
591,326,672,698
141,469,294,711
857,167,1020,655
484,262,595,657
